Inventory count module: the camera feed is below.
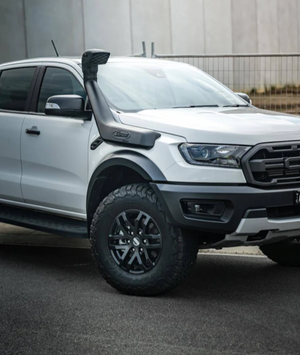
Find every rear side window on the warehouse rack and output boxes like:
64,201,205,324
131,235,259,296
0,67,36,111
37,67,86,113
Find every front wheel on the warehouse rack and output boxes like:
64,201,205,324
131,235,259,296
90,184,198,296
260,238,300,267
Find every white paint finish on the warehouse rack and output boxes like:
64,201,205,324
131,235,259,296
21,114,92,213
231,0,258,54
130,0,172,54
21,113,92,213
204,0,232,54
257,0,279,53
20,59,91,214
88,128,245,185
0,112,25,201
0,0,27,63
0,198,86,220
119,106,300,146
278,0,298,53
83,0,132,56
163,161,246,183
88,128,185,182
170,0,205,54
24,0,85,58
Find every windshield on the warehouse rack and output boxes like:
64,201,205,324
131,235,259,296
97,61,247,112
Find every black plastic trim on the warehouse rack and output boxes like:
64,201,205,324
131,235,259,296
26,66,42,112
243,209,267,218
87,151,166,211
0,203,87,238
151,183,298,234
82,49,161,149
242,141,300,187
90,136,103,150
29,65,46,112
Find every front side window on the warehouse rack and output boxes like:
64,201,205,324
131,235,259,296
0,67,36,111
37,67,86,113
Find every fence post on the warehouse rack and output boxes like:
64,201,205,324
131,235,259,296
141,41,146,57
151,42,156,58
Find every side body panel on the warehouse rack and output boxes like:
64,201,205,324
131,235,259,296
20,62,93,214
0,111,25,201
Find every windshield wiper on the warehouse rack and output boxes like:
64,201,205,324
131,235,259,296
223,104,250,107
173,105,219,109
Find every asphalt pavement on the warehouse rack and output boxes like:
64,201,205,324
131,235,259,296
1,241,300,355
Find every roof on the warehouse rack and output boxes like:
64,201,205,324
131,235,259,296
0,56,180,69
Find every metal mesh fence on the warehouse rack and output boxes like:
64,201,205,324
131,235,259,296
151,45,300,115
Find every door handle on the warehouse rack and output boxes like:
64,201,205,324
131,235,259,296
25,127,40,135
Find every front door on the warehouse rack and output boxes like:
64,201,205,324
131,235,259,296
21,65,92,216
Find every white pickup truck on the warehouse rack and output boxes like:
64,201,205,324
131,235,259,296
0,49,299,295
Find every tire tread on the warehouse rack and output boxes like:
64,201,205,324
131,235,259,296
90,183,198,296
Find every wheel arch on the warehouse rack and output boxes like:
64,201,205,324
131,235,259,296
86,151,166,227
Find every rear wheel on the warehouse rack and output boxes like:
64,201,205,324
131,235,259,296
260,238,300,267
90,183,198,296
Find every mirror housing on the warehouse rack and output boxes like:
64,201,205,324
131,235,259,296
45,95,92,120
236,93,252,105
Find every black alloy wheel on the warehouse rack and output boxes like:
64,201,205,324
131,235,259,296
108,210,162,274
90,184,198,296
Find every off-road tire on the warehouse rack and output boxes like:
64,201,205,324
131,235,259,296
260,238,300,267
90,183,198,296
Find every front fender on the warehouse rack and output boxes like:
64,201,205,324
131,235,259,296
86,151,166,212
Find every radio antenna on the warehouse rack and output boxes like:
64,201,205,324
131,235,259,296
51,40,59,57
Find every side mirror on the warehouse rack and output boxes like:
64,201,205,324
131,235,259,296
45,95,92,120
236,93,252,105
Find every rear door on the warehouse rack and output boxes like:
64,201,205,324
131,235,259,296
20,63,93,216
0,66,38,202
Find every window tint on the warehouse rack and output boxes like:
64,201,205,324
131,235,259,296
0,67,36,111
37,67,86,112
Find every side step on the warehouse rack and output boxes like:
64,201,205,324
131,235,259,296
0,204,88,238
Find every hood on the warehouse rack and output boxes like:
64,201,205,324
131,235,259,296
118,106,300,146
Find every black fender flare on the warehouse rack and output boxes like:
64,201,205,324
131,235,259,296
86,150,166,211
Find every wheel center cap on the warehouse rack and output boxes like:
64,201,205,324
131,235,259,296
132,237,140,247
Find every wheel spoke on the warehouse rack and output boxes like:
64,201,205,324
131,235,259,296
142,248,152,266
143,234,161,248
136,253,146,271
109,234,126,242
121,212,135,231
123,251,138,271
115,216,129,236
118,247,132,270
110,244,129,251
134,211,144,235
141,215,151,234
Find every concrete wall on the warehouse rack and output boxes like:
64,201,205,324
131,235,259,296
1,0,300,64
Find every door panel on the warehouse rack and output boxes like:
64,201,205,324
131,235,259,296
21,114,92,214
20,65,92,215
0,112,25,201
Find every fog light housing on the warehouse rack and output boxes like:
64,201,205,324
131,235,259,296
181,200,225,220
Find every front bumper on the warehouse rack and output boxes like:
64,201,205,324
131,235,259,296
151,183,300,241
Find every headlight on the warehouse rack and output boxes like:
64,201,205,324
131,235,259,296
179,143,251,168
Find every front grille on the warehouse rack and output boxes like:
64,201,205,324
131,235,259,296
242,142,300,186
267,205,300,218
